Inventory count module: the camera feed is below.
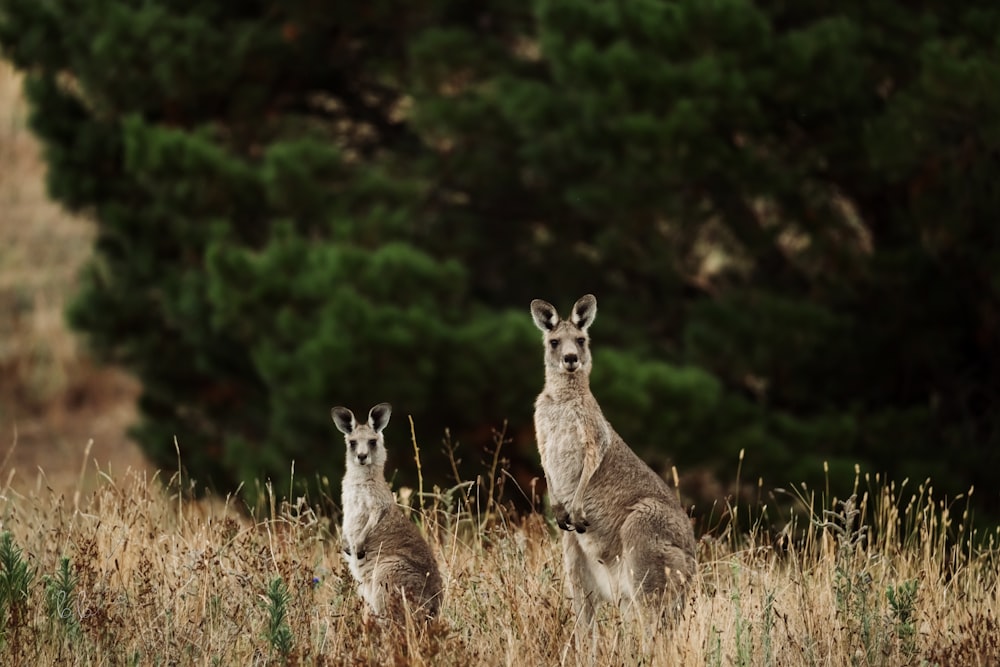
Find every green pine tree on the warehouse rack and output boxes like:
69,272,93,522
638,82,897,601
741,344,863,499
2,1,997,518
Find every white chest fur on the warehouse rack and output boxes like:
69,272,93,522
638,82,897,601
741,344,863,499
535,405,585,502
341,477,391,585
342,475,393,551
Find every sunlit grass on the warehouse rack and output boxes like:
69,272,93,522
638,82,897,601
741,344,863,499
0,436,996,666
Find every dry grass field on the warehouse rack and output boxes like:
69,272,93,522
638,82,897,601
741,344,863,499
0,453,997,666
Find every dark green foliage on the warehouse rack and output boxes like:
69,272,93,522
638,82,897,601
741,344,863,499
886,579,919,657
44,557,80,639
263,577,293,659
0,531,35,644
1,0,998,517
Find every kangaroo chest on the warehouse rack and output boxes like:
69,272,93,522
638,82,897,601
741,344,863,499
535,394,602,499
341,479,390,542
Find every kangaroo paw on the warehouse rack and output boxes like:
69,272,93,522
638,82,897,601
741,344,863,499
552,502,575,531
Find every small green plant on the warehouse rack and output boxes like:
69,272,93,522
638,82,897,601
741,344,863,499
43,556,80,638
835,565,879,663
730,564,753,667
823,496,885,665
707,625,723,667
263,577,294,660
761,590,776,667
0,530,35,645
823,495,924,666
886,579,919,656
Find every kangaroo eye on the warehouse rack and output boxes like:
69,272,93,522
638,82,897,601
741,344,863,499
348,440,357,450
368,439,377,447
576,337,586,346
549,339,559,349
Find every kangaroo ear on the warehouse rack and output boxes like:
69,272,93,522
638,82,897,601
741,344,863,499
531,299,560,331
368,403,392,433
331,407,356,435
570,294,597,330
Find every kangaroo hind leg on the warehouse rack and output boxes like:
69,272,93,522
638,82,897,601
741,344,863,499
620,503,695,624
561,534,602,626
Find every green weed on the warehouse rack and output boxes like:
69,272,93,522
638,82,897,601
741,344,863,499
263,576,294,660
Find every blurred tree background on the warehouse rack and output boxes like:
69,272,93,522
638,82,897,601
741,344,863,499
1,1,997,519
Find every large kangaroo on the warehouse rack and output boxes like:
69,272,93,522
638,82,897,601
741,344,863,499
530,295,696,624
333,403,443,621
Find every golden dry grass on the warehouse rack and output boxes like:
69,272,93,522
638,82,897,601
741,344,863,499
0,452,996,666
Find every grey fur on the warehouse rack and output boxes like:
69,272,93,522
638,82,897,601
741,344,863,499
530,295,697,624
334,403,443,621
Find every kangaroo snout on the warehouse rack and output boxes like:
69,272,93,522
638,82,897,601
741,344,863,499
356,452,369,465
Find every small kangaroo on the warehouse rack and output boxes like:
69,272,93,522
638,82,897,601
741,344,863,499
530,294,697,624
333,402,443,621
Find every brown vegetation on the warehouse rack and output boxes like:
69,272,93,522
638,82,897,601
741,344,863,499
0,455,996,665
0,61,148,497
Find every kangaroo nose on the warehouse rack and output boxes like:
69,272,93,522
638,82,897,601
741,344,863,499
357,453,368,464
563,353,578,364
